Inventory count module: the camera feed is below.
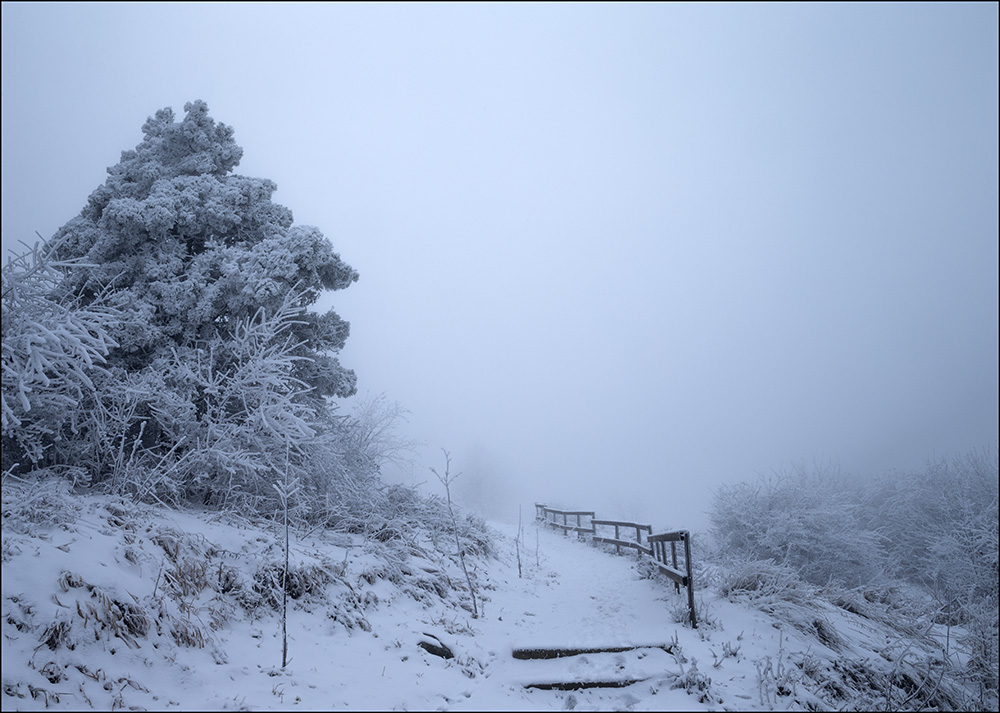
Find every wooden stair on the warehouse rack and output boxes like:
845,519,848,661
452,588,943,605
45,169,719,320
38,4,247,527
511,643,676,691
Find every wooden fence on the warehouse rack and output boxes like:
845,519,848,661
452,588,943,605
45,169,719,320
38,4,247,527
592,519,652,556
648,530,696,628
535,506,595,536
534,503,697,628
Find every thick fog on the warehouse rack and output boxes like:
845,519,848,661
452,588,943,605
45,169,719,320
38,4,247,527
3,3,997,531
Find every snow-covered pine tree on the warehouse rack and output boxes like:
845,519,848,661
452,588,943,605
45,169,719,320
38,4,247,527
12,100,358,507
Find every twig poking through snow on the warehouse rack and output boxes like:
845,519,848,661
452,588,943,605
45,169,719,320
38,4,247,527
430,449,478,619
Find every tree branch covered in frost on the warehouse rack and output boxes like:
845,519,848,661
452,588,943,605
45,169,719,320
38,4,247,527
343,392,423,476
132,291,320,509
1,236,117,470
74,289,324,512
431,449,479,618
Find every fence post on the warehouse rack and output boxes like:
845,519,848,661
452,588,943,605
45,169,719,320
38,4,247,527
684,532,696,628
671,542,680,594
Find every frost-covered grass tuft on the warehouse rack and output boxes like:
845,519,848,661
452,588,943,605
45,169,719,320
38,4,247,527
1,473,84,536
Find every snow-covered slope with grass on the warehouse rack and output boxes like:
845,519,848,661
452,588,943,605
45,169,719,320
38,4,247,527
1,481,986,711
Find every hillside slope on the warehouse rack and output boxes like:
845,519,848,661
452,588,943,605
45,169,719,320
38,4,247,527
1,482,983,711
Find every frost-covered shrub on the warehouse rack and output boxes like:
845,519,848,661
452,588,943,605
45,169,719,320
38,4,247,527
159,295,319,510
710,465,887,588
1,237,116,472
250,562,333,611
827,583,932,635
857,450,999,694
669,658,719,705
711,451,999,702
857,451,998,618
312,466,495,560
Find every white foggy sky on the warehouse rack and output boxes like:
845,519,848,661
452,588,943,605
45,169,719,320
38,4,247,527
2,3,998,530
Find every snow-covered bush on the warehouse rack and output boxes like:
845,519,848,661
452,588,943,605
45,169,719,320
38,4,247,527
714,558,851,648
159,294,318,511
858,451,998,617
27,289,324,513
344,392,421,476
857,450,999,695
709,465,887,588
669,656,719,705
1,236,116,472
710,451,999,702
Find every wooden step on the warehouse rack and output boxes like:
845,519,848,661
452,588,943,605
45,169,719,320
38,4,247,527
525,678,649,691
512,644,676,691
512,643,674,660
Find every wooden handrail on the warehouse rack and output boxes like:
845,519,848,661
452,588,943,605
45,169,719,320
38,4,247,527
535,504,595,536
592,519,652,557
648,531,687,543
541,508,597,517
592,519,652,531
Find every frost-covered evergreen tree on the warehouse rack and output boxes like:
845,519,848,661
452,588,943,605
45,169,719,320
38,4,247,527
50,100,357,399
8,101,358,505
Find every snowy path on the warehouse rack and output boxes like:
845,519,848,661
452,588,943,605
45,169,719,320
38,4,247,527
299,518,837,712
456,522,689,702
305,520,700,710
486,523,679,649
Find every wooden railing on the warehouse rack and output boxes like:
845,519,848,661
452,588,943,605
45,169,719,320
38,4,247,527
534,505,595,536
591,519,652,556
535,503,697,628
648,530,696,628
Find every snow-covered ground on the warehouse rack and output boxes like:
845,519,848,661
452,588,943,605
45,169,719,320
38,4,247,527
1,486,976,711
